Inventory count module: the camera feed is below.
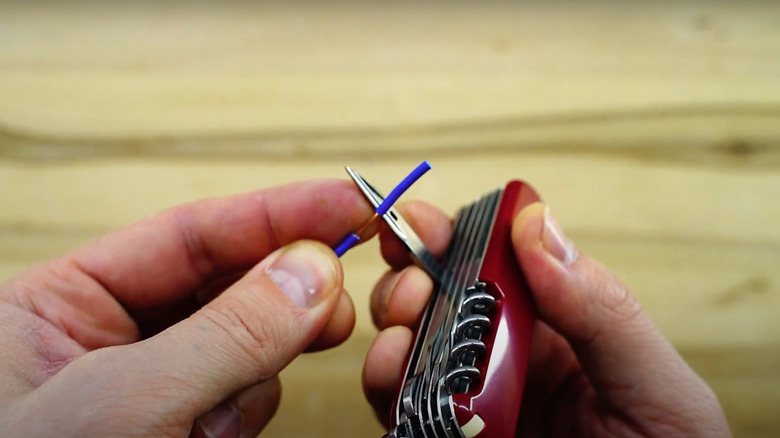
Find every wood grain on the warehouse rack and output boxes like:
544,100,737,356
0,1,778,436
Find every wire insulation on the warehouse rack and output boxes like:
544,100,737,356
334,160,431,257
334,233,361,257
376,161,432,216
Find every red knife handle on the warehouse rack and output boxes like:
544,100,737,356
452,180,540,438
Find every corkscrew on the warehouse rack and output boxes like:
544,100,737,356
340,164,540,438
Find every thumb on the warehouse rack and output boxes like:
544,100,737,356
511,203,722,417
122,240,343,416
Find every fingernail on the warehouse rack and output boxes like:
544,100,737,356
266,242,337,308
542,205,578,266
193,403,243,438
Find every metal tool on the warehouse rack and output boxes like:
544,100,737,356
334,161,442,281
379,180,541,438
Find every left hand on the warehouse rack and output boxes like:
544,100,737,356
0,179,373,438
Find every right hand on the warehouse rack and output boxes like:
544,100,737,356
0,179,375,438
362,201,732,437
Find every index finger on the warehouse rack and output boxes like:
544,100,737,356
74,179,374,313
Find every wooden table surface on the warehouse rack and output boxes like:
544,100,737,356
1,1,778,436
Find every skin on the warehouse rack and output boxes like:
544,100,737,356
0,179,376,438
362,201,733,438
0,179,732,437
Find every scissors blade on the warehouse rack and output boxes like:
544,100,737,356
345,167,443,282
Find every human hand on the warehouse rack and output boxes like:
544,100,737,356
363,201,732,437
0,180,375,438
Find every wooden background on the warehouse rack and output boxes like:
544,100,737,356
1,1,778,436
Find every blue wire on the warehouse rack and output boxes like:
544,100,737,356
334,233,361,257
334,160,431,257
376,161,432,216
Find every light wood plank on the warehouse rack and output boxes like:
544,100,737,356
1,157,778,350
1,1,777,436
1,1,779,158
3,108,780,169
1,155,778,244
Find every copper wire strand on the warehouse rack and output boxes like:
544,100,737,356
353,213,381,240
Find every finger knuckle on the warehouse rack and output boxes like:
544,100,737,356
585,267,645,329
603,280,644,324
198,298,287,374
